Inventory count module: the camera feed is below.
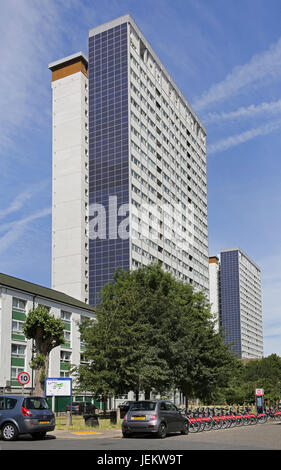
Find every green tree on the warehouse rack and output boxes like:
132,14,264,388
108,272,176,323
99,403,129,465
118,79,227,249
23,306,65,396
221,354,281,405
163,282,240,405
76,264,240,406
77,266,174,408
241,354,281,404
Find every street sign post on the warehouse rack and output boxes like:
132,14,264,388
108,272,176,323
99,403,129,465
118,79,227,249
18,371,31,395
45,378,73,424
18,371,30,386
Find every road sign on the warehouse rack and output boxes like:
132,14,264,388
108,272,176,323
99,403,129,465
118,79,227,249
45,378,73,425
18,371,30,386
45,378,72,397
256,388,264,396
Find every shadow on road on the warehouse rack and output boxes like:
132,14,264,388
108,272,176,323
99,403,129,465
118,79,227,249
15,433,57,441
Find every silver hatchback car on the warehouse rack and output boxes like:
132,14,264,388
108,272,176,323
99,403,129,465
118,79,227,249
0,395,55,441
122,400,189,438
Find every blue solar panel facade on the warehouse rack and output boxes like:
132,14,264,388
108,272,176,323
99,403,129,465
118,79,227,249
88,21,130,305
220,249,242,357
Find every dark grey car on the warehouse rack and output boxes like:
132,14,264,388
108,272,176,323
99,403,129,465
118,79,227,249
0,395,55,441
66,401,96,415
122,400,189,438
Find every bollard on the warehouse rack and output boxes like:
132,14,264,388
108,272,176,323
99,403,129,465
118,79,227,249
110,411,117,424
66,410,71,427
116,407,121,424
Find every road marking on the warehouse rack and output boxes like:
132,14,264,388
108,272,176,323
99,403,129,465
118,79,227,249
72,431,101,435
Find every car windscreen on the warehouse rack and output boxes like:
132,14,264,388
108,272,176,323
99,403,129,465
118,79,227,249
24,397,49,410
130,402,156,411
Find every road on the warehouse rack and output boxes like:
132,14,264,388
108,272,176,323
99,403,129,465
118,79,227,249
0,421,280,453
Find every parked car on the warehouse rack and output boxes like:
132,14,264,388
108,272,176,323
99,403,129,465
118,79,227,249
118,401,136,418
122,400,189,438
0,395,55,441
66,401,96,415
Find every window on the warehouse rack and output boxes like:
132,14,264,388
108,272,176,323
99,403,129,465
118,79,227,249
60,351,71,362
80,353,88,363
6,398,17,410
12,298,26,311
11,366,24,379
165,402,178,411
12,320,24,333
23,397,49,410
11,344,26,357
64,331,71,344
38,304,50,312
130,402,156,411
60,370,70,378
61,311,71,322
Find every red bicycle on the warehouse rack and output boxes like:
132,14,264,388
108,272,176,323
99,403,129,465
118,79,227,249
180,409,202,433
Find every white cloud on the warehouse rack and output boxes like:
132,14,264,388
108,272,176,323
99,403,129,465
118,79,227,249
0,180,50,220
203,98,281,124
193,36,281,111
0,0,84,148
208,118,281,154
0,207,51,255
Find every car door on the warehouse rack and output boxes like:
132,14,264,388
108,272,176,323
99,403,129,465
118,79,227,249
158,401,168,428
0,397,20,430
166,402,182,432
164,402,177,432
0,396,5,427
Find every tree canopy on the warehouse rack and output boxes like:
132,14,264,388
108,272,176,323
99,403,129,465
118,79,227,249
76,264,240,406
229,354,281,404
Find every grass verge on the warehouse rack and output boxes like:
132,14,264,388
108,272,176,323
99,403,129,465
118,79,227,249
55,415,122,432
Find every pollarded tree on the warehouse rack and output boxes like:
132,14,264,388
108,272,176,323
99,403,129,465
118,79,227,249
23,306,65,396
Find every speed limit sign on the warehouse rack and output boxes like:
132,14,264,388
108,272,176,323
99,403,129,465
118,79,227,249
18,371,30,386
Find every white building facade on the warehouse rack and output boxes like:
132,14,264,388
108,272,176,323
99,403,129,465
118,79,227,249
208,256,220,332
0,273,95,395
49,53,89,303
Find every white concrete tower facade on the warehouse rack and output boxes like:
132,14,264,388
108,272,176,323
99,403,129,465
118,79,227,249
209,256,220,332
49,53,89,303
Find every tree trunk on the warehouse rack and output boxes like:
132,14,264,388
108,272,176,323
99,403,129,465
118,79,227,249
33,354,49,396
103,393,107,415
34,367,44,396
145,389,151,400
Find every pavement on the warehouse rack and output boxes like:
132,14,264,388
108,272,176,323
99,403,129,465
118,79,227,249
49,428,123,439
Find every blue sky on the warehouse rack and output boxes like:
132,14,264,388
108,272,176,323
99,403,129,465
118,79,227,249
0,0,280,357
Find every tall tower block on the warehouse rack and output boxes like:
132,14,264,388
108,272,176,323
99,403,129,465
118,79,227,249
49,53,89,303
88,15,209,305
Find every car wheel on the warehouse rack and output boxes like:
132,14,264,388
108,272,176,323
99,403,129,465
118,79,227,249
1,422,18,441
122,431,132,438
181,420,189,435
157,422,167,439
